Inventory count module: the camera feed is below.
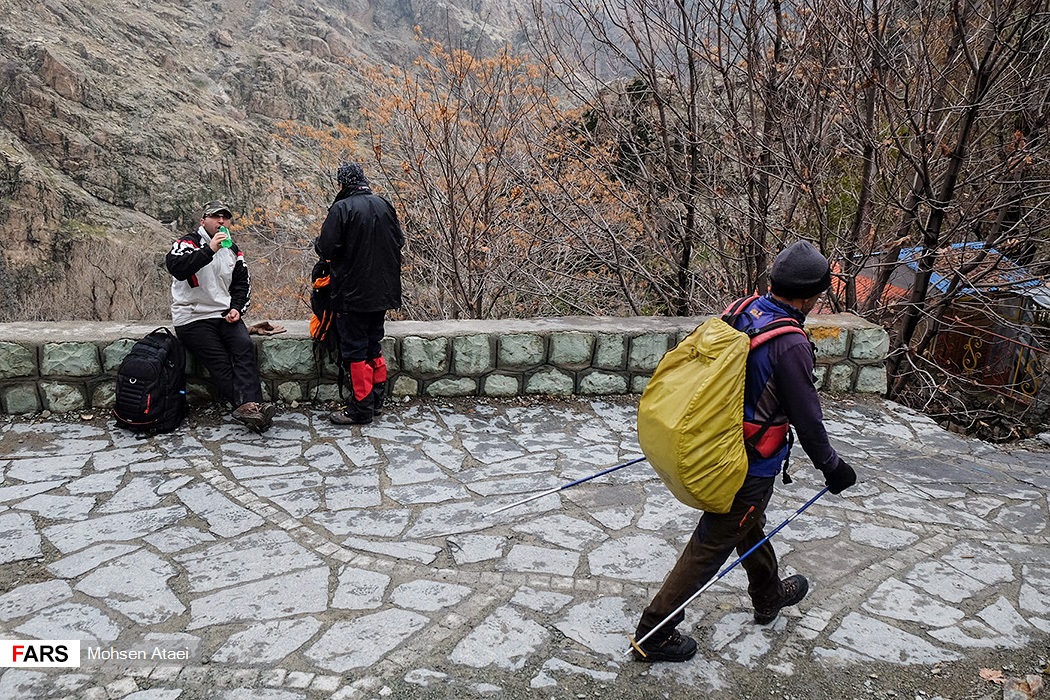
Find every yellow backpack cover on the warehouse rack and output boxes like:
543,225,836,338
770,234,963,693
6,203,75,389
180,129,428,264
637,317,749,513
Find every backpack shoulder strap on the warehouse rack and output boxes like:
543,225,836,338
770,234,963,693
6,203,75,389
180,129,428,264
720,294,760,322
747,319,807,350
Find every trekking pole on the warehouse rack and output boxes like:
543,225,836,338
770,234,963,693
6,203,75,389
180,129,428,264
485,457,646,516
625,486,829,657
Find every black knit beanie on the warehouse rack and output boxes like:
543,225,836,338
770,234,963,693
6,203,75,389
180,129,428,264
769,241,832,299
336,162,369,189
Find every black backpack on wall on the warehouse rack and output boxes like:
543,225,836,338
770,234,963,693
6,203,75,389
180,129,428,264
113,327,187,434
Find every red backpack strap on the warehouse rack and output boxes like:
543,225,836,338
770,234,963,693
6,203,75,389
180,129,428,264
721,294,760,321
747,319,806,350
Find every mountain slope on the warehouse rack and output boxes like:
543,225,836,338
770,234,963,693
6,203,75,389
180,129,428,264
0,0,519,319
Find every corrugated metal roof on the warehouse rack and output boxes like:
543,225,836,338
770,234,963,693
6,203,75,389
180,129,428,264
898,243,1049,307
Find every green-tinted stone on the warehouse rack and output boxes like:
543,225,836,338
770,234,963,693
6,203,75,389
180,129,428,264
498,334,545,369
2,383,41,414
42,343,100,377
525,368,574,395
40,382,86,412
0,342,36,379
258,338,315,376
401,337,449,376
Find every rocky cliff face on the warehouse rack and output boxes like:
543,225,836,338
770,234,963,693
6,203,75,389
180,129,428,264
0,0,519,319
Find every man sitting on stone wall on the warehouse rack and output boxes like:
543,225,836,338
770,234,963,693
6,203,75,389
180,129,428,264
165,200,276,433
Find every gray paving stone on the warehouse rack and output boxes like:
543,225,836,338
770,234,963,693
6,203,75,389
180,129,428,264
404,668,449,687
529,656,617,689
305,609,429,672
0,511,42,563
144,526,217,553
554,596,633,655
511,514,609,550
324,471,382,511
186,567,329,630
848,523,920,548
449,606,549,671
176,483,264,537
510,587,573,614
7,454,91,480
390,579,471,612
588,534,678,583
68,470,126,494
48,543,141,578
17,493,97,520
0,669,89,699
97,476,168,513
405,502,496,539
15,601,122,642
383,445,449,485
498,544,580,576
43,505,186,553
209,690,306,700
122,690,183,699
240,473,324,497
0,480,67,503
447,534,506,565
314,509,410,538
994,501,1047,534
1019,564,1050,615
92,447,164,470
332,566,391,610
334,438,383,467
0,580,73,621
175,530,323,592
829,612,962,664
211,617,323,664
862,578,965,626
930,596,1034,648
387,482,470,504
265,489,321,518
709,611,780,666
75,549,184,624
341,537,441,564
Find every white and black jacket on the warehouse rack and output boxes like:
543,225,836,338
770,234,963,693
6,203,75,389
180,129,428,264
165,226,251,327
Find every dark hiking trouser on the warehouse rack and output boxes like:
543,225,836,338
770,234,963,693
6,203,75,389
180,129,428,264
635,474,781,642
336,311,387,417
175,317,262,408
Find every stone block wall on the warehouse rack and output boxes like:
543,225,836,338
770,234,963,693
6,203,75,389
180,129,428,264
0,314,889,414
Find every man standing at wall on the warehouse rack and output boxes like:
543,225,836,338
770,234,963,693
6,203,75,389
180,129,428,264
631,241,858,662
315,162,404,425
166,200,276,433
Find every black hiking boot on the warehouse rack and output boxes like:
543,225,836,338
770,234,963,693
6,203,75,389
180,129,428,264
373,381,386,416
754,574,809,625
631,629,698,663
329,407,373,425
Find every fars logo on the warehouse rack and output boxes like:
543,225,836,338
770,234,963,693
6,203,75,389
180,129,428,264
0,640,81,667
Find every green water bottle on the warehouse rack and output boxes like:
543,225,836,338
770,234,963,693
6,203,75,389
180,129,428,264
219,225,233,249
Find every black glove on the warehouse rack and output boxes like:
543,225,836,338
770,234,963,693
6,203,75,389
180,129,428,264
825,458,857,495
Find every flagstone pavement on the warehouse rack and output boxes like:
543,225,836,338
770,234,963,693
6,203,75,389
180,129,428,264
0,395,1048,700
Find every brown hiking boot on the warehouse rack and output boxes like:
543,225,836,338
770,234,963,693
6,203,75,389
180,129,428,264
754,574,809,625
233,402,276,433
631,629,698,663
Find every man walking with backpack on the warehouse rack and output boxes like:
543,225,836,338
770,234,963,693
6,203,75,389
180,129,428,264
314,162,404,425
632,241,858,662
166,200,276,433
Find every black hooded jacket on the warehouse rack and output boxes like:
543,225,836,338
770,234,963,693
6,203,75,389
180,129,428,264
315,186,404,313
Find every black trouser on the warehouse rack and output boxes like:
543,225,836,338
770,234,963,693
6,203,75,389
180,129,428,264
175,317,262,408
335,311,387,416
635,475,781,642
